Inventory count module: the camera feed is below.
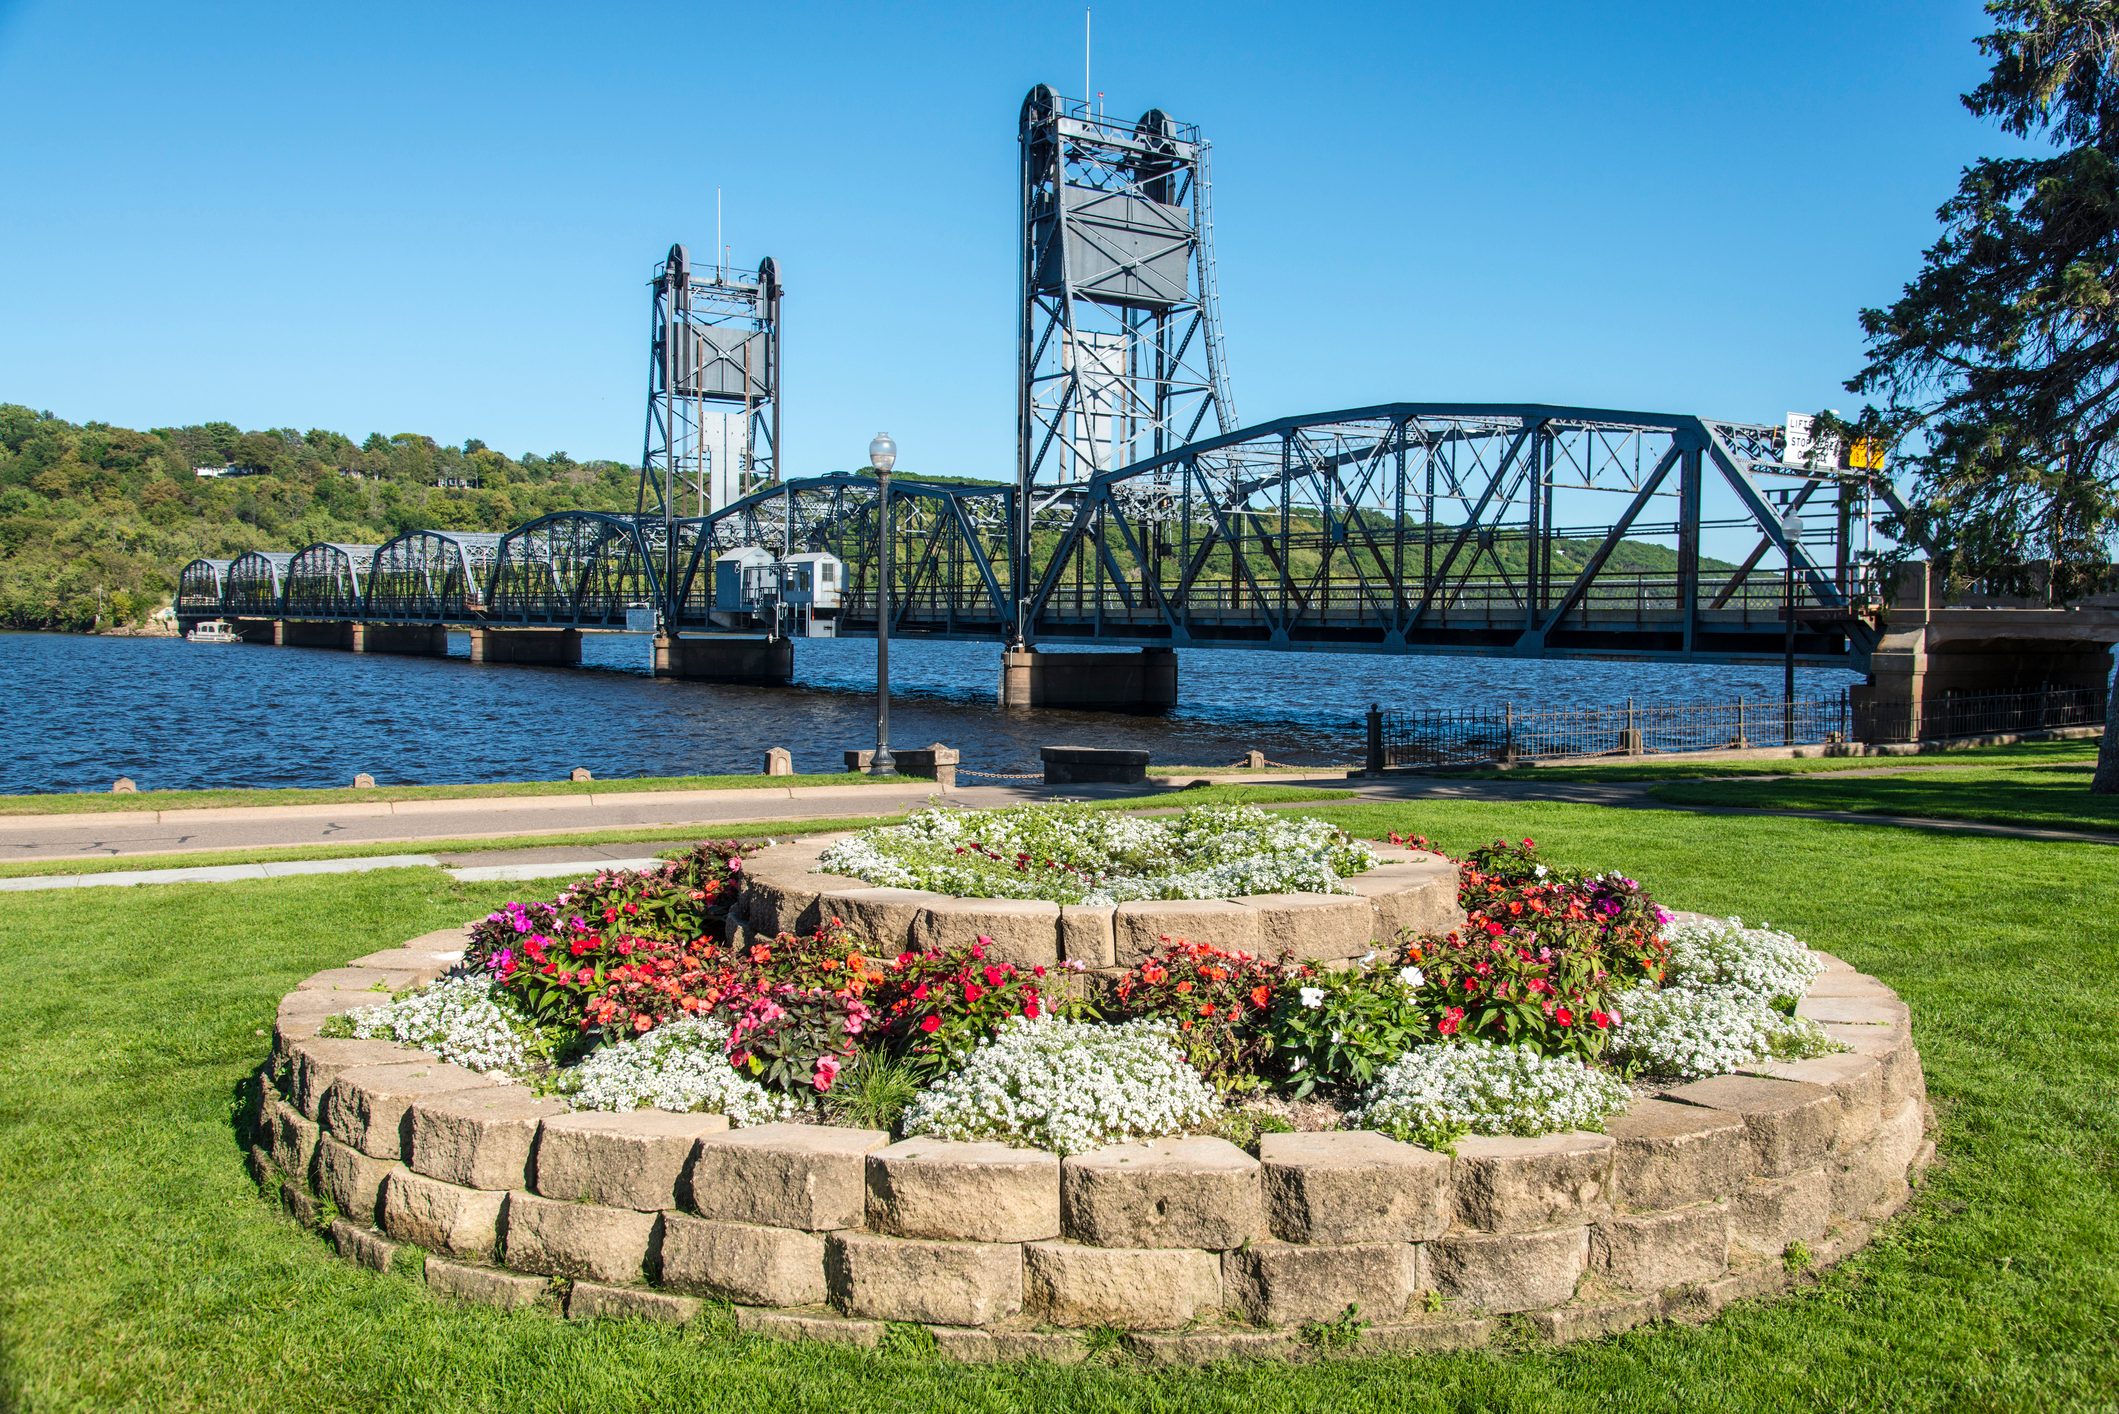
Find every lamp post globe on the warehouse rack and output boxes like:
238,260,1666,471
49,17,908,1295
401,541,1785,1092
868,434,897,777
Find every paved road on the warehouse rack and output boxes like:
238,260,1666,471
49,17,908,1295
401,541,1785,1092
5,765,2110,875
0,775,1324,863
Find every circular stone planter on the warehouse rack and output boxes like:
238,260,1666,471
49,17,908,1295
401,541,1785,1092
252,922,1934,1364
734,833,1466,981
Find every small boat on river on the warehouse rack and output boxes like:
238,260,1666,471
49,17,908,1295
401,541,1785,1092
185,619,242,644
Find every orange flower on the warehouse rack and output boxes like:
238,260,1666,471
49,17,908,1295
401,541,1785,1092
1251,984,1271,1008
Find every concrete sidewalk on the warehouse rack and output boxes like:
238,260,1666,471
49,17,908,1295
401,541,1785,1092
0,772,1348,864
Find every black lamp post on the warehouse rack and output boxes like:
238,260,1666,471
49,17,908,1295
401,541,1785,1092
868,432,897,777
1781,506,1802,746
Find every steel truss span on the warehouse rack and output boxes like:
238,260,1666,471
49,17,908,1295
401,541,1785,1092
171,402,1906,669
691,404,1899,666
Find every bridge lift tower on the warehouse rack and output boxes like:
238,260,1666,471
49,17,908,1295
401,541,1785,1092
639,244,782,526
1016,86,1237,637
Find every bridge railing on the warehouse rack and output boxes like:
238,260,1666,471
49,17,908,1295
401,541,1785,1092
1365,683,2106,767
1852,685,2106,742
1368,694,1856,767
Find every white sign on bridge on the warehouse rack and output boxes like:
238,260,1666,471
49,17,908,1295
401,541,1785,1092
1783,412,1843,470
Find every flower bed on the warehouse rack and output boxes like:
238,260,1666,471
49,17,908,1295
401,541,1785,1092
258,815,1933,1361
816,803,1378,904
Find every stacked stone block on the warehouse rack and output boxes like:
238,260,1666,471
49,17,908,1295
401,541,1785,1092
249,926,1933,1364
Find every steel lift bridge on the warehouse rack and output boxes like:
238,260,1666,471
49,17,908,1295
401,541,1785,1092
177,87,2119,724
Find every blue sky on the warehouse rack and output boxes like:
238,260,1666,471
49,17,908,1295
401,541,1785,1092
0,1,2013,478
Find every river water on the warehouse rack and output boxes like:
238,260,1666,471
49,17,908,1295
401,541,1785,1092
0,631,1861,795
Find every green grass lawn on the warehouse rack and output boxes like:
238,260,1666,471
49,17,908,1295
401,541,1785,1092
1646,759,2119,838
0,771,888,817
1435,735,2103,783
4,799,2116,1410
0,783,1347,881
0,765,1340,819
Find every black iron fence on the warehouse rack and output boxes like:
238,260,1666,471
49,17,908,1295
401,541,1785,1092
1364,684,2106,769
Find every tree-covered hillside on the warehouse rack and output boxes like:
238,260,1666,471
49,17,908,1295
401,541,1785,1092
0,404,1729,632
0,406,637,630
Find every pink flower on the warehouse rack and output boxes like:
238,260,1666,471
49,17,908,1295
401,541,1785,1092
812,1055,841,1092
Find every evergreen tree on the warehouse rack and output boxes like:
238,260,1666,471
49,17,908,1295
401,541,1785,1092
1841,1,2119,792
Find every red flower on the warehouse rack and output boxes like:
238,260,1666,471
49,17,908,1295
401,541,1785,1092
1023,998,1041,1019
1590,1010,1612,1029
1555,1007,1575,1027
918,1014,941,1034
963,982,985,1003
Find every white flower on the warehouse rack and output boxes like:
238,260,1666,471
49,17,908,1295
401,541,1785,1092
1610,983,1838,1079
558,1015,795,1125
817,803,1377,905
1659,916,1823,1005
1398,965,1425,990
1352,1041,1629,1147
1299,986,1326,1009
902,1016,1216,1155
336,975,536,1078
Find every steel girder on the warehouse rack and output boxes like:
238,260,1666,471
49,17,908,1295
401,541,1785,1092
1012,403,1899,665
282,543,379,619
488,512,663,628
682,473,1015,633
223,551,296,617
366,530,503,621
175,558,233,619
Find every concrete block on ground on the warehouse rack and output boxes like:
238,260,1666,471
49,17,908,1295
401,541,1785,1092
1663,1074,1841,1179
1061,1136,1264,1250
691,1121,888,1232
1023,1241,1223,1329
501,1192,658,1284
1427,1227,1589,1314
567,1282,702,1325
1605,1098,1749,1212
1259,1130,1452,1244
328,1218,400,1272
378,1169,507,1259
532,1109,729,1211
425,1256,551,1309
866,1137,1060,1243
1590,1204,1730,1291
1222,1240,1421,1327
659,1213,828,1306
826,1231,1023,1327
408,1086,566,1191
1452,1132,1614,1232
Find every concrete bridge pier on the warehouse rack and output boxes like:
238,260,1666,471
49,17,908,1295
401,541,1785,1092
1852,563,2119,743
226,618,280,645
468,627,582,667
654,633,793,684
276,620,357,650
353,623,450,657
999,646,1178,712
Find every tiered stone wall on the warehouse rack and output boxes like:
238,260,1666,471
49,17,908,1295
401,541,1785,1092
253,925,1932,1362
735,837,1464,979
